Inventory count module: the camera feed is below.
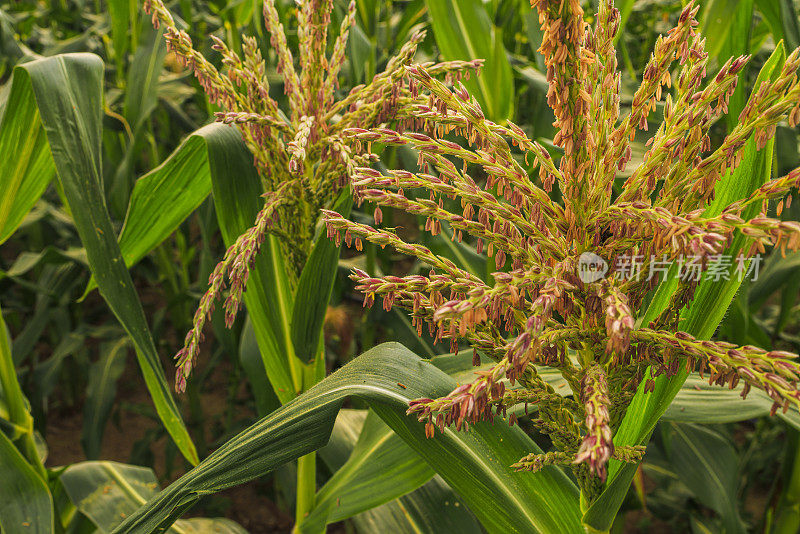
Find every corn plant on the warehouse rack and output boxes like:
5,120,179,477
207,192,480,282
4,0,800,532
112,0,800,532
324,0,800,490
140,0,481,390
0,0,487,530
139,0,484,523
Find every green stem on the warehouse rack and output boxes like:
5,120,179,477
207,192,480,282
580,490,610,534
295,452,317,528
293,336,326,530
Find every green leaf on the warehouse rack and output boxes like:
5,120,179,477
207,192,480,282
107,0,131,60
347,22,372,83
123,19,165,132
114,343,581,534
0,67,55,245
755,0,800,51
583,44,787,531
317,409,368,472
14,53,198,465
612,0,636,46
395,0,427,47
352,475,483,534
666,423,745,534
0,10,38,69
118,124,217,268
83,123,228,295
239,317,281,417
0,284,46,480
424,0,514,121
82,339,128,460
60,461,246,533
0,431,53,534
718,0,754,129
233,0,257,26
290,189,352,363
2,247,86,280
748,251,800,309
109,19,168,214
0,307,51,532
61,462,162,532
663,373,800,429
170,519,248,533
298,410,434,532
700,0,744,59
33,332,86,411
0,303,34,444
208,124,299,403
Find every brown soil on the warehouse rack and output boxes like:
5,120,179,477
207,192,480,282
44,347,294,532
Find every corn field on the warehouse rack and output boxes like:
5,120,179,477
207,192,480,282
2,0,800,532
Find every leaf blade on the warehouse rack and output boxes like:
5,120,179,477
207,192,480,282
0,431,53,534
298,410,434,532
0,67,55,245
424,0,514,121
17,53,198,465
290,190,352,363
207,124,298,403
115,343,582,534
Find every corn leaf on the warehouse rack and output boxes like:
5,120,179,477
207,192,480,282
320,410,482,534
239,317,282,417
352,475,483,534
612,0,636,45
0,307,52,533
101,115,301,404
298,410,434,532
116,124,213,266
290,189,352,363
424,0,514,121
106,0,131,60
83,123,234,295
0,431,52,534
318,409,369,470
60,461,247,533
755,0,800,51
583,44,786,530
665,423,746,534
81,339,128,460
0,304,34,443
114,342,581,534
233,0,257,26
719,0,754,128
12,53,198,465
664,373,800,429
700,0,745,59
208,125,299,403
748,251,800,308
0,68,55,245
109,19,167,214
